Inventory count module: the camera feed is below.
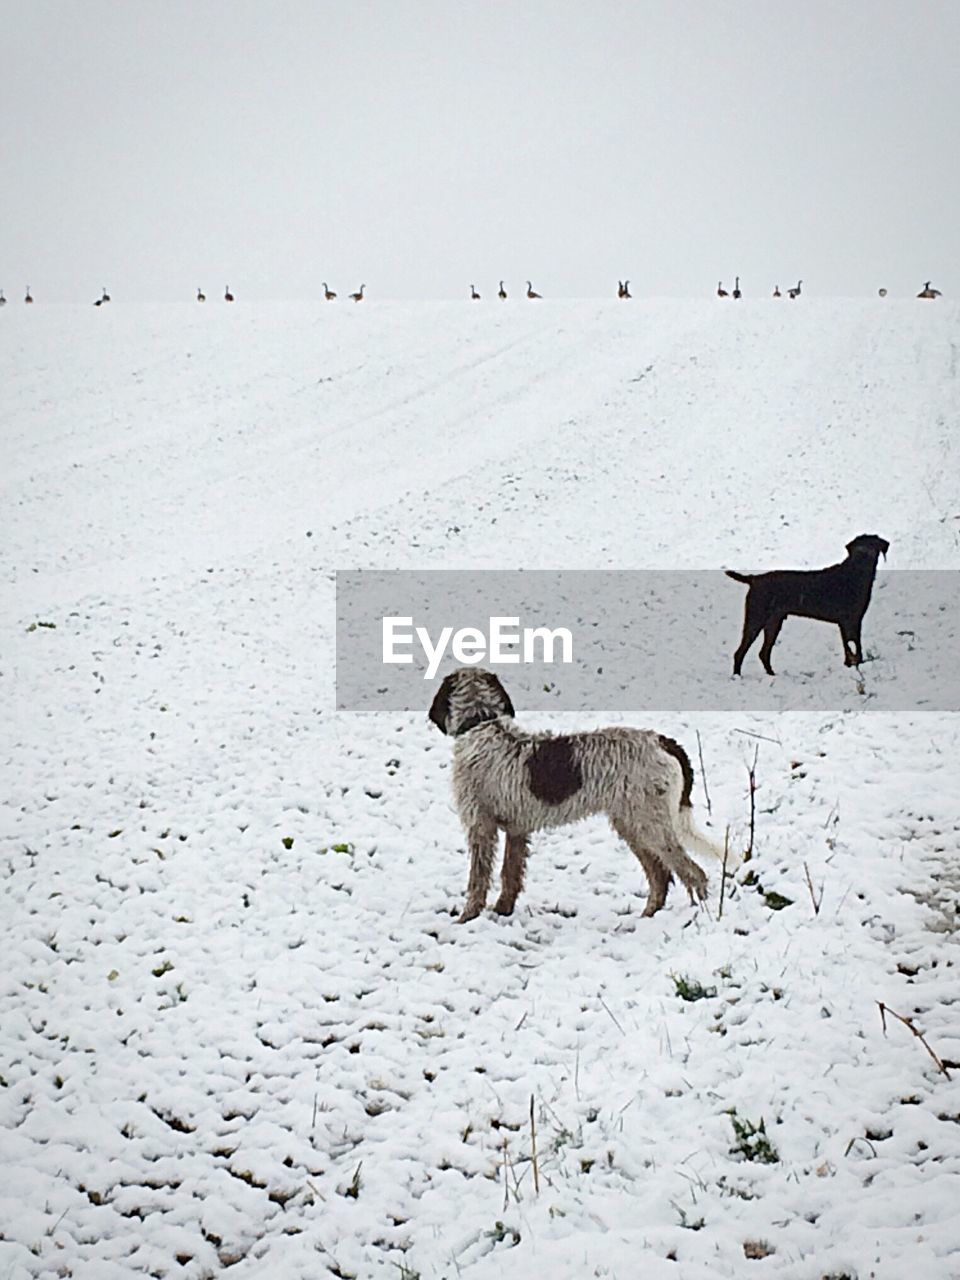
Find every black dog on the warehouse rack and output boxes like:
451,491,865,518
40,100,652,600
726,534,890,675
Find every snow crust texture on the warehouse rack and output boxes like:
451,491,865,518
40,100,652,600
2,300,959,1278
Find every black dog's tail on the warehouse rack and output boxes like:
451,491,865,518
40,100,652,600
724,569,754,585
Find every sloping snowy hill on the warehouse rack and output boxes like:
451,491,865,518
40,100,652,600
1,300,959,1279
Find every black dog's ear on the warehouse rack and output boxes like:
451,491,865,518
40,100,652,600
485,672,516,719
846,535,873,556
428,674,455,734
847,534,890,559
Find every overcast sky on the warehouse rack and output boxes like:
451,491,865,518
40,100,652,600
2,0,957,302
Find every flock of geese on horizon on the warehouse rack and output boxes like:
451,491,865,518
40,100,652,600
0,280,946,306
715,278,943,300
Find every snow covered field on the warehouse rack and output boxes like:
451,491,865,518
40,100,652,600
2,298,959,1279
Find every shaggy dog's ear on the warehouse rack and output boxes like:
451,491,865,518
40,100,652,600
484,672,516,719
428,674,455,734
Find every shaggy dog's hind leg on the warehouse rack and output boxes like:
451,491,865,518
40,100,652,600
458,819,499,923
664,840,709,903
637,822,708,905
493,833,529,916
612,820,674,916
636,852,672,916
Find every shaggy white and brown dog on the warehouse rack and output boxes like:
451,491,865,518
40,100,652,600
429,667,729,923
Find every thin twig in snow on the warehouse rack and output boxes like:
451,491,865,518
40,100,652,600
718,826,731,919
529,1094,541,1196
599,996,626,1036
844,1136,877,1159
744,746,760,863
47,1208,70,1238
833,883,853,917
733,727,782,745
695,730,712,816
877,1002,952,1079
659,1023,673,1059
803,861,823,915
501,1135,516,1210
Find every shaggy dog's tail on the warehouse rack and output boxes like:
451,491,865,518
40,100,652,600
659,735,735,863
724,569,754,585
676,802,730,862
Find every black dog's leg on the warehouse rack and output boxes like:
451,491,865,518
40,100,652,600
733,602,766,675
758,616,785,676
840,617,863,666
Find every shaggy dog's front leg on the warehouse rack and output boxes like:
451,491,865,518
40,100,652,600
493,833,530,916
458,819,499,923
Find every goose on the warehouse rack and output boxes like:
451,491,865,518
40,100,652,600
197,287,206,302
25,286,34,304
498,281,507,299
470,284,480,300
917,281,942,299
878,287,888,298
323,282,337,300
622,280,632,298
617,280,625,298
526,280,541,299
101,287,110,303
0,289,6,306
350,284,366,302
717,281,729,297
787,279,802,299
224,285,235,302
732,276,741,299
772,285,781,297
